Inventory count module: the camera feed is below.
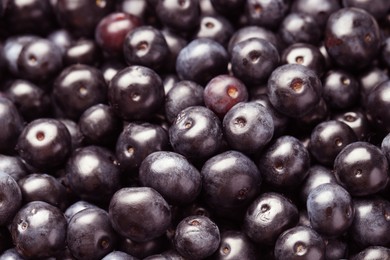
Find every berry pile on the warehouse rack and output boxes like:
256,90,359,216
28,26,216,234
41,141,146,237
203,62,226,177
0,0,390,259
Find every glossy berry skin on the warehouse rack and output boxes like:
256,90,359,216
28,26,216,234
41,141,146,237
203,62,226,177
176,38,228,85
48,29,73,54
17,38,63,83
16,118,72,170
322,70,360,110
381,132,390,163
115,122,169,172
201,150,261,215
231,38,279,86
0,173,22,226
102,251,138,260
334,142,389,196
245,0,291,29
204,75,248,118
173,215,220,259
251,94,289,137
66,145,121,203
169,106,223,160
139,151,202,205
108,65,164,121
0,45,6,82
366,80,390,132
300,165,338,203
67,207,118,260
155,0,200,32
350,246,390,260
95,12,142,55
223,102,274,154
123,26,169,71
214,230,258,260
3,35,39,76
64,200,98,222
343,0,390,19
227,26,280,55
274,226,325,260
55,0,114,37
279,13,321,46
162,74,180,95
53,64,107,120
281,43,325,76
0,97,24,154
5,79,51,121
291,0,341,28
161,29,188,72
358,67,389,104
144,250,183,260
78,104,122,147
0,154,27,182
100,59,127,84
325,7,380,70
59,119,84,151
18,173,69,211
309,120,357,166
307,183,354,238
243,192,299,245
258,135,311,189
10,201,67,259
165,80,204,123
64,39,102,67
318,42,332,70
350,198,390,247
109,187,171,242
117,0,148,18
0,248,24,259
194,15,234,48
268,64,322,118
333,109,369,141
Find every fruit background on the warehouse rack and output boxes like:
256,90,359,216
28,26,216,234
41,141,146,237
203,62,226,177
0,0,389,259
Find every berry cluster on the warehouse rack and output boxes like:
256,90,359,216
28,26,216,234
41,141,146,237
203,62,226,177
0,0,390,259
